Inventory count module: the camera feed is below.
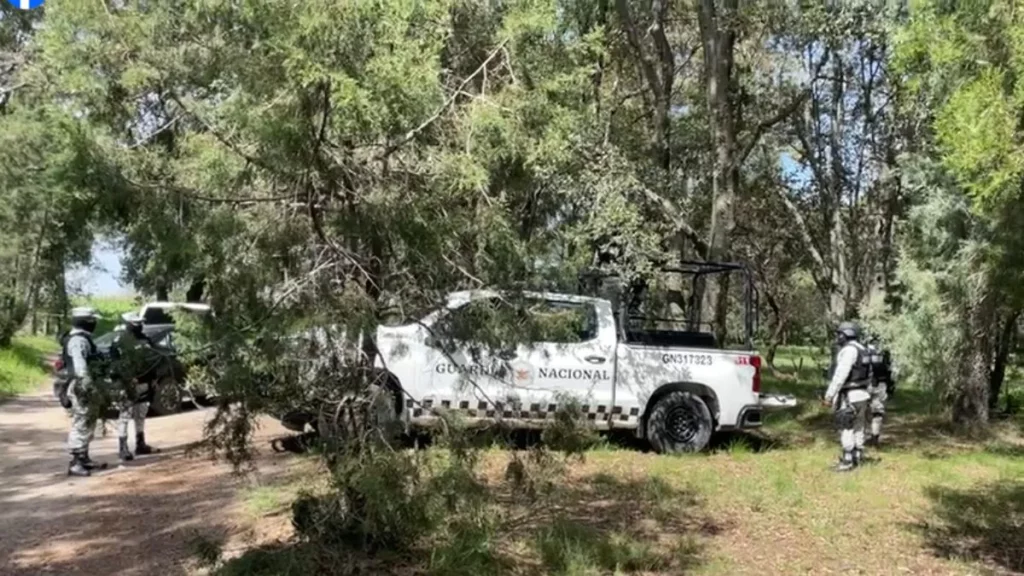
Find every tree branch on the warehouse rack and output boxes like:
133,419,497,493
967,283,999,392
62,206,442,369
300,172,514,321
378,38,509,159
638,186,709,256
168,92,297,178
615,0,663,98
739,47,831,164
772,186,830,291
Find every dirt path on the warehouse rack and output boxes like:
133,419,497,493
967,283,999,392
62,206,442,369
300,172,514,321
0,383,296,576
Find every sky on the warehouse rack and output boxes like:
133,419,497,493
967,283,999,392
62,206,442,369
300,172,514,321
67,240,130,297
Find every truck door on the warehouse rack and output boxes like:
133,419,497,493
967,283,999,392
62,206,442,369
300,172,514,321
426,296,516,417
511,298,618,423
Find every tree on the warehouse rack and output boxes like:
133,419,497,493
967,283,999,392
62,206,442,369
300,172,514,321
891,0,1024,427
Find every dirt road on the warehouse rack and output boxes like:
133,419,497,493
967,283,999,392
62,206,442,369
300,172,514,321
0,383,295,576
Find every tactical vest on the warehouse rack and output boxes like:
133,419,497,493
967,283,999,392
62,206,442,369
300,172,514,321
841,342,873,390
60,331,98,376
55,331,99,405
868,345,892,383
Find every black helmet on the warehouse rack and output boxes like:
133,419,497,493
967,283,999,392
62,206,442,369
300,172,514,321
70,307,100,333
836,321,861,341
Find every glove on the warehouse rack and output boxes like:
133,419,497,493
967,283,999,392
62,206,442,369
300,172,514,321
55,381,72,409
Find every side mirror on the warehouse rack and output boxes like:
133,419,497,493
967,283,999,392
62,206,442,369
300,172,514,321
425,334,446,351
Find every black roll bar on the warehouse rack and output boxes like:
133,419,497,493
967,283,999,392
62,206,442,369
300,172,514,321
578,260,759,350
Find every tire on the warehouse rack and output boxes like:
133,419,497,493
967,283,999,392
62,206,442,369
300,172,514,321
316,383,400,445
148,376,183,416
646,390,713,454
280,410,316,433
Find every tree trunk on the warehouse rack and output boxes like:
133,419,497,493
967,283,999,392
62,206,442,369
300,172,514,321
989,308,1019,412
952,279,995,429
826,53,851,322
696,0,739,344
763,290,787,367
186,276,206,303
156,284,170,301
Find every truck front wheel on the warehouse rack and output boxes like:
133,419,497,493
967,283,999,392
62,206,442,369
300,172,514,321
148,376,183,416
646,391,713,454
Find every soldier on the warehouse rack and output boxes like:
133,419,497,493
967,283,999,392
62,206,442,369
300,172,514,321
63,307,105,477
111,312,160,461
866,335,895,447
822,321,873,472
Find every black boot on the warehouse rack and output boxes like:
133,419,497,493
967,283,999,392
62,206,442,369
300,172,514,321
81,449,108,471
835,450,856,472
135,433,159,455
68,453,91,477
119,437,134,462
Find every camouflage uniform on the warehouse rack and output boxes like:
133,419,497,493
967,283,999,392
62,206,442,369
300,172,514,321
64,307,104,477
111,313,160,461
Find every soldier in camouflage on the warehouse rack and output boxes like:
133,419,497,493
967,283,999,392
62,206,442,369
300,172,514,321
111,312,160,462
63,307,105,477
823,321,873,472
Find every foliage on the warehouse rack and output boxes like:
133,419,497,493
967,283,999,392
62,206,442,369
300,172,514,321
0,335,59,400
885,0,1024,424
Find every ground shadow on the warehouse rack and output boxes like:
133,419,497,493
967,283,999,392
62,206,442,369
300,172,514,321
708,430,787,452
0,447,256,576
913,479,1024,573
276,424,782,458
506,472,713,575
213,467,711,576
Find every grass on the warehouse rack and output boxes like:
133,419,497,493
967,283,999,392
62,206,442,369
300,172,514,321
205,345,1024,575
0,335,60,399
0,297,139,401
75,295,140,334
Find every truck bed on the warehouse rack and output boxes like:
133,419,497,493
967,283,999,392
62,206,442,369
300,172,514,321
624,329,718,349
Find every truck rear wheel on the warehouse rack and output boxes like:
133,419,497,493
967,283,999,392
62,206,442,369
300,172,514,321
148,376,183,416
316,383,401,446
646,391,713,454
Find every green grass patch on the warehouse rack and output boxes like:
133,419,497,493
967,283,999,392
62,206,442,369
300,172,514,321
0,335,60,400
243,485,294,519
533,519,688,575
75,295,140,334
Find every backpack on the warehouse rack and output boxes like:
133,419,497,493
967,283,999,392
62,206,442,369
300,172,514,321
54,331,98,408
867,343,895,394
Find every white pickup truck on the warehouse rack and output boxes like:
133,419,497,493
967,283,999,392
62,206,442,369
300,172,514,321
355,289,795,453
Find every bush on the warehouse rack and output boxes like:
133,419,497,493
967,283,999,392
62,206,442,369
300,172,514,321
285,401,598,573
863,258,961,404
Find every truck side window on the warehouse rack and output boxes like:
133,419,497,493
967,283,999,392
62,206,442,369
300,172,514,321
436,298,506,346
532,301,598,343
143,308,175,325
439,298,598,346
